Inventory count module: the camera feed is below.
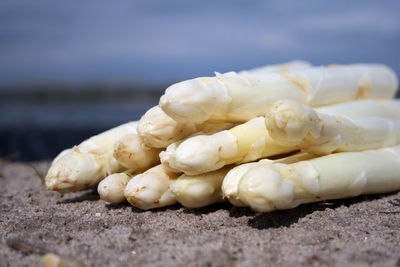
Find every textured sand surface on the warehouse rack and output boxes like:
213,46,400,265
0,161,399,267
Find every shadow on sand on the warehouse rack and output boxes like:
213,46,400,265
246,193,394,229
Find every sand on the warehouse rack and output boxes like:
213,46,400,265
0,161,399,267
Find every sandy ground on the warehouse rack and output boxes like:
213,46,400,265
0,161,399,267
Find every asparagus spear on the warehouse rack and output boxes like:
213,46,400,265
137,62,310,149
171,167,230,208
161,98,400,175
51,148,73,164
97,172,133,204
123,163,227,210
113,133,161,171
316,99,400,119
126,152,315,210
172,152,316,209
222,152,315,207
124,165,180,210
160,64,397,123
266,99,400,154
160,117,294,175
45,121,138,193
137,106,232,149
137,106,199,148
130,96,400,211
238,145,400,212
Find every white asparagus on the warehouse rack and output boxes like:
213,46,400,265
45,121,138,193
137,105,232,148
137,106,199,148
122,153,313,210
124,165,180,210
162,98,400,175
160,117,294,175
238,145,400,212
222,163,260,207
138,62,311,148
171,167,230,208
52,148,73,164
316,99,400,119
172,152,315,209
266,99,400,154
113,133,161,171
160,64,398,123
222,152,316,207
121,165,227,210
98,172,133,203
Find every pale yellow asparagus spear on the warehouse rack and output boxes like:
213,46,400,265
161,98,400,175
138,61,311,148
51,148,73,164
124,165,180,210
137,106,198,148
137,106,232,148
238,145,400,212
221,152,315,207
266,99,400,155
45,121,138,193
123,163,227,210
171,167,230,208
316,99,400,119
173,152,315,209
160,64,397,123
160,117,294,175
124,153,313,210
97,171,134,204
113,133,161,171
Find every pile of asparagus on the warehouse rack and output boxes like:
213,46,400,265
45,61,400,212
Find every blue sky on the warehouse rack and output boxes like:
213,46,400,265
0,0,399,87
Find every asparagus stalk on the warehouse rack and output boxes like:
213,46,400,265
138,60,311,148
171,167,230,208
137,105,232,149
113,133,161,171
124,165,180,210
138,62,310,149
160,64,397,123
122,153,312,210
238,145,400,212
316,99,400,119
173,152,315,209
123,163,227,210
137,61,312,148
162,98,400,175
160,117,294,175
45,121,138,193
51,148,73,164
222,152,315,207
266,99,400,154
137,106,199,148
97,172,133,204
123,164,228,210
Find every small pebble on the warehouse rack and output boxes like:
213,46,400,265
42,253,86,267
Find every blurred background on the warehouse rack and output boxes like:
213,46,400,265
1,0,399,161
